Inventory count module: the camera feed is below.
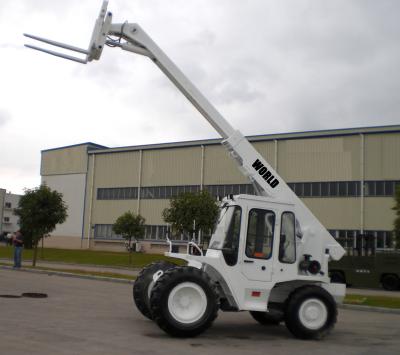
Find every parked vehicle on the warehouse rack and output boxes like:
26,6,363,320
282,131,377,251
329,236,400,291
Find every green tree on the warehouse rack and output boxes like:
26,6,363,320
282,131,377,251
112,211,145,264
392,185,400,249
162,190,219,245
14,185,68,266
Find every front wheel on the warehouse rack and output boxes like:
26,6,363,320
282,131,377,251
150,266,219,337
284,286,337,340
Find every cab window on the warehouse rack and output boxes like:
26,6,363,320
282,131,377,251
245,209,275,259
279,212,296,263
222,206,242,266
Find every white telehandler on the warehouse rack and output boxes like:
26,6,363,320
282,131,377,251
25,1,346,339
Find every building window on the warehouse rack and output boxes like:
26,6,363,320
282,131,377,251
294,183,303,196
375,181,385,196
338,182,347,196
303,183,312,197
384,181,394,196
94,224,187,241
93,223,394,250
330,229,394,250
96,180,399,201
329,182,338,197
365,181,376,196
97,187,138,200
321,182,329,196
347,181,357,196
5,202,12,208
312,182,321,197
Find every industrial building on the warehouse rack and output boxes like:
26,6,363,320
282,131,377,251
40,125,400,253
0,189,21,236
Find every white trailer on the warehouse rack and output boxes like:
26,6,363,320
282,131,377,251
25,1,346,339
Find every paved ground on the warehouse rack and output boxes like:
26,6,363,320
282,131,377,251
1,269,399,355
2,257,400,297
0,258,140,277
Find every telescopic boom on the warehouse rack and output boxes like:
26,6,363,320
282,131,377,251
24,0,345,261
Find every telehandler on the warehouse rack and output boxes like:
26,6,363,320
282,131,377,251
25,1,346,339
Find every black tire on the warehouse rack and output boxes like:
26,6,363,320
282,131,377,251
133,261,175,320
150,266,219,337
330,271,346,284
381,274,400,291
250,307,284,325
284,285,337,340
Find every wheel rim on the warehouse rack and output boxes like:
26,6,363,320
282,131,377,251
147,279,155,300
298,298,328,330
167,282,207,324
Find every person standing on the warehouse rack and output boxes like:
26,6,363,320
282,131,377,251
12,230,24,268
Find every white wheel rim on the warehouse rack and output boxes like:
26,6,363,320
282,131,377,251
168,282,207,324
298,298,328,330
147,280,155,300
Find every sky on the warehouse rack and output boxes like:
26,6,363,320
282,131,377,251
1,0,400,194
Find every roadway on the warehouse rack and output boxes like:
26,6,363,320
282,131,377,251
0,269,399,355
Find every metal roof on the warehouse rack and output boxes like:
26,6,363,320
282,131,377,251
42,142,108,153
86,124,400,155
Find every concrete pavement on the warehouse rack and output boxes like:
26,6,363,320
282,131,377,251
1,269,400,355
0,258,140,277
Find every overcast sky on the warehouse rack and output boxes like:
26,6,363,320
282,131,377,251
1,0,399,194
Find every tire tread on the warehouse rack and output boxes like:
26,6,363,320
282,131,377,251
133,261,175,319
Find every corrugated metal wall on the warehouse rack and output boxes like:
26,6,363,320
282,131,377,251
364,198,396,230
140,200,170,225
92,200,140,223
94,151,141,187
142,147,201,186
203,145,248,184
41,129,400,245
302,197,361,230
365,133,400,180
277,136,361,182
41,145,89,175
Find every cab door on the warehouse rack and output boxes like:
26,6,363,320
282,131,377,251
241,208,275,281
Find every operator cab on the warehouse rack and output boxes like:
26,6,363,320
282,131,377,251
207,195,302,281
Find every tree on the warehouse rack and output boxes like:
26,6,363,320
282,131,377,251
113,211,145,264
14,185,68,266
162,190,219,245
392,185,400,249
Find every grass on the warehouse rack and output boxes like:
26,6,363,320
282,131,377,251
344,294,400,309
0,246,182,268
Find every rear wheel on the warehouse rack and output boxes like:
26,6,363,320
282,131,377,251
133,261,175,320
381,274,400,291
284,286,337,340
150,266,219,337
